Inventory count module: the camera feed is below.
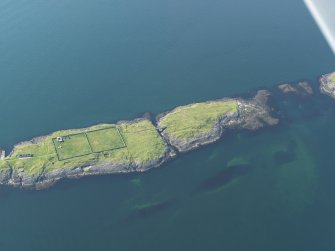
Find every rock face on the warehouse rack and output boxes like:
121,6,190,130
0,168,11,184
278,82,313,95
320,72,335,99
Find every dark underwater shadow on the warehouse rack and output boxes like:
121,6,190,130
114,197,178,227
273,139,297,166
192,163,252,196
132,198,178,218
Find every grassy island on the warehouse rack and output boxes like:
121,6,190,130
0,89,277,189
158,100,238,141
1,119,166,176
329,74,335,87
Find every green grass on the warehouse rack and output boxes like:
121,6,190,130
329,74,335,87
53,133,92,160
158,100,238,140
2,120,166,176
119,120,166,163
0,160,10,170
86,127,125,152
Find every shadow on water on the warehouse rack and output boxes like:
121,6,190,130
192,164,251,196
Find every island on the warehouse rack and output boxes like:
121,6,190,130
320,71,335,98
2,68,335,190
0,90,277,189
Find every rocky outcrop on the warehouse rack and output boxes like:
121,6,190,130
0,167,12,184
278,81,313,96
320,71,335,99
298,82,313,95
234,90,279,130
278,84,297,94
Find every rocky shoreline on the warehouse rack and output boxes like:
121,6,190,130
0,89,278,190
0,118,176,190
2,69,335,190
320,72,335,99
8,144,174,190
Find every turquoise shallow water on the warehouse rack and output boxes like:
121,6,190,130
1,0,335,250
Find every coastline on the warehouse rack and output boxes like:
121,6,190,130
1,70,334,190
0,90,278,190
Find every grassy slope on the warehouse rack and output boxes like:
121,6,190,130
158,100,238,140
329,74,335,87
1,120,166,176
119,120,166,163
86,127,125,152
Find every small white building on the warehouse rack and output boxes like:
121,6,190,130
57,137,64,142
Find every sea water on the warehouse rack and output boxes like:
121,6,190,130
0,0,335,250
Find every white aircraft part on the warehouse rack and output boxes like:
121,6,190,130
304,0,335,54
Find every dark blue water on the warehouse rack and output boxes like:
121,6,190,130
1,0,335,250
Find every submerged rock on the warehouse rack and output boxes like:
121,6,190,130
278,84,298,94
133,198,176,217
298,81,313,95
273,140,297,166
195,164,251,194
273,135,318,214
274,151,295,166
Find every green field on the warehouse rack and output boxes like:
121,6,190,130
158,100,238,141
3,120,166,176
330,74,335,87
86,127,125,152
53,133,92,160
